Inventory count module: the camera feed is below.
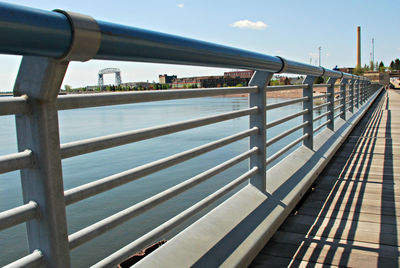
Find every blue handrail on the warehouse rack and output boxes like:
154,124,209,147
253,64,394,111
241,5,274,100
0,2,359,79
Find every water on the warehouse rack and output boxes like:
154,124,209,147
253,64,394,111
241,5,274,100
0,96,327,266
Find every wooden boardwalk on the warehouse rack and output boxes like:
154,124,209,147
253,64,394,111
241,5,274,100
251,89,400,267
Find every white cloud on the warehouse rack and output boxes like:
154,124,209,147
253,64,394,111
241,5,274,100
177,3,184,8
230,19,267,30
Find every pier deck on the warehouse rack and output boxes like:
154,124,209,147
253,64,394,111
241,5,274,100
251,89,400,267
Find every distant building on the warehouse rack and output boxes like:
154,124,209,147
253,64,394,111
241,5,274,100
159,74,177,84
337,67,354,74
288,76,304,85
171,75,252,89
169,70,255,89
224,70,254,79
364,71,389,85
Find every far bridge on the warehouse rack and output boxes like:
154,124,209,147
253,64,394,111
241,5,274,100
98,68,122,88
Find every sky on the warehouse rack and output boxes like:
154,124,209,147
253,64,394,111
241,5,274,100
0,0,399,91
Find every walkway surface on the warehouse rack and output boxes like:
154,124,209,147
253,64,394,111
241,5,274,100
251,89,400,267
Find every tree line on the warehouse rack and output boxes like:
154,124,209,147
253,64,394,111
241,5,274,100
353,58,400,75
63,84,171,93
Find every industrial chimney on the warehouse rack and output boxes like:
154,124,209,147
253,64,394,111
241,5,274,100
357,26,361,68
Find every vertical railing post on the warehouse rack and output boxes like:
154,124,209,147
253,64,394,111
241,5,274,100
349,79,355,113
14,56,71,268
355,79,360,109
362,81,366,104
11,10,100,267
340,78,348,120
248,71,273,192
359,80,364,105
367,82,374,99
326,77,337,130
302,75,315,149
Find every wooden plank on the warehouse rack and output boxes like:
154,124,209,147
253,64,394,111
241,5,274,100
317,175,400,184
301,194,400,215
322,167,400,179
329,155,400,167
313,179,400,196
310,187,400,203
251,253,341,268
297,206,400,226
281,214,400,237
333,152,400,161
271,231,400,255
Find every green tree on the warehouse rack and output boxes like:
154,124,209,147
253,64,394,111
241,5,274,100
64,84,72,92
314,76,324,84
379,61,385,72
395,59,400,70
390,60,395,71
353,65,363,75
370,61,374,71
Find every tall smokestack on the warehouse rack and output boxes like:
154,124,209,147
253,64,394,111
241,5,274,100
357,26,361,68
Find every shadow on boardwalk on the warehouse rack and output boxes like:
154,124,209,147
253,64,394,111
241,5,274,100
251,89,400,267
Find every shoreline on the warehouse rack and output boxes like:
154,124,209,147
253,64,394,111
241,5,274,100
1,86,328,99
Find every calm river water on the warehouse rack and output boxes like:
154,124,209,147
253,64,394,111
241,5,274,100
0,96,326,267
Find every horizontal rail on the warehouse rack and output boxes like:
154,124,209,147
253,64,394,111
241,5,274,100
313,111,331,122
334,91,341,95
265,84,308,92
266,97,308,111
334,112,344,119
91,167,258,268
0,150,34,174
313,93,329,99
266,109,308,129
60,107,257,159
266,134,309,165
313,102,330,110
313,119,331,133
3,250,44,268
69,148,257,249
334,104,343,110
336,97,344,101
314,84,330,87
64,128,257,205
57,87,258,110
266,121,308,147
0,201,39,231
0,96,30,116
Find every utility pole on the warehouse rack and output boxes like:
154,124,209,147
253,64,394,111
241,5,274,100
372,38,375,71
357,26,361,68
318,46,322,66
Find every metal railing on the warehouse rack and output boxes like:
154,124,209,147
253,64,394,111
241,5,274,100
0,2,379,267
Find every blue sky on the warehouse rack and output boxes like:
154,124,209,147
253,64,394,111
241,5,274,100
0,0,399,91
